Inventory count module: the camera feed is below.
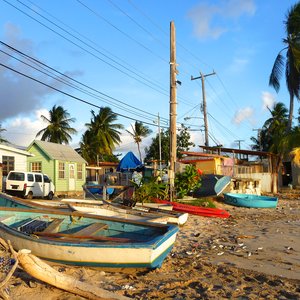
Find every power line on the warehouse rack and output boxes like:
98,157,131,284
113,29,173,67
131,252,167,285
0,41,169,124
1,43,192,130
74,0,195,107
106,0,167,49
75,0,168,63
3,0,171,97
0,62,170,129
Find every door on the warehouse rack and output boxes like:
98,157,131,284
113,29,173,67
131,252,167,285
69,164,76,191
34,173,44,197
43,174,51,197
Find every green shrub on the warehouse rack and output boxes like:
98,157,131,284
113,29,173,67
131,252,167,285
132,177,169,203
175,165,202,199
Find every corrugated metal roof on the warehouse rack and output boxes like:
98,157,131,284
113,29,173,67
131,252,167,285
30,140,86,163
200,146,277,157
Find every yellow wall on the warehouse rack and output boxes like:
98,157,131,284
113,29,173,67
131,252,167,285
194,158,222,175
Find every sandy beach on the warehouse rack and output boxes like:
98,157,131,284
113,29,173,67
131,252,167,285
1,192,300,299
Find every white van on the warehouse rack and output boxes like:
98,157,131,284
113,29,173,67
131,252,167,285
5,171,55,200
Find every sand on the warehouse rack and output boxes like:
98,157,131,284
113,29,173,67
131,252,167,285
1,193,299,299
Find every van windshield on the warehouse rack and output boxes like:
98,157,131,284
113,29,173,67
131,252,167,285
7,172,25,181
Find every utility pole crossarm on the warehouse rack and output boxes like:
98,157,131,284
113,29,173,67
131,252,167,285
191,71,216,81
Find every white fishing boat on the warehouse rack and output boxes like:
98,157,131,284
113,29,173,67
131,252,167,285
0,207,178,269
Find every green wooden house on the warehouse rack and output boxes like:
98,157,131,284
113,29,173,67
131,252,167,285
27,140,87,196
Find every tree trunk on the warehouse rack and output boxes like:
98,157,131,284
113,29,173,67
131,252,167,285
17,251,129,300
287,93,294,132
137,142,142,162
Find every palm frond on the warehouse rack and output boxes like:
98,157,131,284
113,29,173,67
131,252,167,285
290,147,300,166
269,52,285,92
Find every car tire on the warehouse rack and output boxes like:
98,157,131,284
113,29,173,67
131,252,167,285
26,192,33,200
48,192,54,200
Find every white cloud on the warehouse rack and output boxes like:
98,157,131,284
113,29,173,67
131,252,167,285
261,91,276,111
228,57,249,74
0,23,83,123
3,108,84,147
187,3,226,40
3,109,48,146
187,0,256,40
225,0,256,18
233,106,254,124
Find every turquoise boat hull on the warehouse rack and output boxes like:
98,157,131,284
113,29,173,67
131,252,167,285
223,193,278,208
0,207,178,269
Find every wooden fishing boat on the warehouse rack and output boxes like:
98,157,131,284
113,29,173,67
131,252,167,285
0,207,178,269
67,203,170,224
0,193,187,225
153,198,230,218
69,201,188,225
193,175,231,197
0,192,70,210
223,193,278,208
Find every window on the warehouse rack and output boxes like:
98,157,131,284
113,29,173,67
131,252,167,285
58,162,65,179
31,162,42,172
7,172,24,181
77,164,83,180
69,164,75,179
27,174,34,182
2,156,14,176
43,175,50,183
35,174,42,182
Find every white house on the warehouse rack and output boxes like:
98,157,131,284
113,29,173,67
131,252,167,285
0,144,33,177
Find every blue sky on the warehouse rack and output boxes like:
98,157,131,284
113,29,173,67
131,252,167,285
0,0,299,159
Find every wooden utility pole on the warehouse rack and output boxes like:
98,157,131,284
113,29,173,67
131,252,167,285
234,139,244,159
235,139,244,150
158,113,162,175
191,71,216,147
169,21,177,201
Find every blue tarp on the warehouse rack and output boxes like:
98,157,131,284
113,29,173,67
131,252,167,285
117,151,142,171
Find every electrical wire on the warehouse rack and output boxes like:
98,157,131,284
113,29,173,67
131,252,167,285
0,41,169,124
3,0,171,97
0,62,170,129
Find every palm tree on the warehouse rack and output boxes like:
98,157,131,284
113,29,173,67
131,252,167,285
264,102,288,141
82,107,123,163
36,105,77,144
291,147,300,166
0,124,8,143
126,121,152,162
79,130,98,164
269,2,300,131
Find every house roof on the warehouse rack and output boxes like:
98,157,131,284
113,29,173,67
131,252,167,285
200,146,277,157
0,144,33,157
181,151,227,159
28,140,87,164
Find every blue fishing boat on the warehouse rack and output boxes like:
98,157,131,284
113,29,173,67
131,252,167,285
0,206,178,269
0,192,34,209
223,193,278,208
193,175,231,197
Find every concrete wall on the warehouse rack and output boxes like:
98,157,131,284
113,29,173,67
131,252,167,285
235,173,273,193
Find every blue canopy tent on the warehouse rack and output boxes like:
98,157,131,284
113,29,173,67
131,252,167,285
117,151,143,172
